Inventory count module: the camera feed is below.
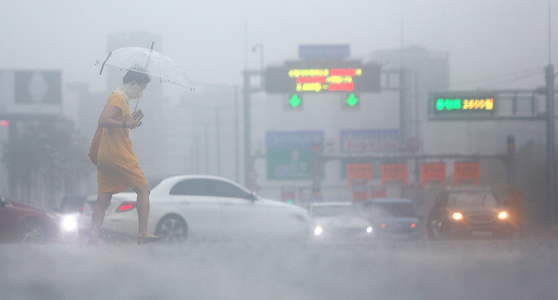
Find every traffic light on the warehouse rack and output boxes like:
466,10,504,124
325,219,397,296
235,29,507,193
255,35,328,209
285,93,303,110
341,93,360,109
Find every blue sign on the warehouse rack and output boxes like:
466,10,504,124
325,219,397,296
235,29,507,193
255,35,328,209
266,131,324,180
298,44,350,60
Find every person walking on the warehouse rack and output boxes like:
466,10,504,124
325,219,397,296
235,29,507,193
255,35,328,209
88,69,163,245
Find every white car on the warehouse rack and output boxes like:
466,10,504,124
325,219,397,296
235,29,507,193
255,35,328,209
78,175,313,243
308,202,374,242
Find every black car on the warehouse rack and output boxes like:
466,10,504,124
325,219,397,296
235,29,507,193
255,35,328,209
427,186,515,240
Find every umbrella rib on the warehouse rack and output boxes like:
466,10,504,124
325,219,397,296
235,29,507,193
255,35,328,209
99,52,112,75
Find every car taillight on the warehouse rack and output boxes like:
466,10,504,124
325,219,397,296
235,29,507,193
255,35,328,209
116,201,136,212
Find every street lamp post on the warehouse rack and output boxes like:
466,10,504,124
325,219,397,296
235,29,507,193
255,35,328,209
252,44,264,71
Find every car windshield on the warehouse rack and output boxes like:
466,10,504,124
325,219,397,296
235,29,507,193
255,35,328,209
365,202,417,218
447,191,499,208
312,205,359,218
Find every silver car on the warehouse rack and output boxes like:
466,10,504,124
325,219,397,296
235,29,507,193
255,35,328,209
308,202,374,242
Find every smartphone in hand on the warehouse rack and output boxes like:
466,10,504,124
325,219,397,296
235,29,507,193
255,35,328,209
133,109,144,120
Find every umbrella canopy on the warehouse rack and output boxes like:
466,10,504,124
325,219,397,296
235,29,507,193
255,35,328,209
96,46,194,89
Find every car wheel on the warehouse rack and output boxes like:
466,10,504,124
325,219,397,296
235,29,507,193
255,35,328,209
20,219,50,244
155,215,188,244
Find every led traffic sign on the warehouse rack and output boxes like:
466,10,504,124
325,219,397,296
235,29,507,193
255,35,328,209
346,93,359,107
429,92,497,120
341,93,360,109
266,60,381,94
285,94,303,110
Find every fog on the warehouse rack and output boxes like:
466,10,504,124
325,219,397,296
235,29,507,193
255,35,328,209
1,0,555,92
2,241,558,300
2,1,558,299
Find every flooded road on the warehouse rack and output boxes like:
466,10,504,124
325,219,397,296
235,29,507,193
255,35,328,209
1,239,557,300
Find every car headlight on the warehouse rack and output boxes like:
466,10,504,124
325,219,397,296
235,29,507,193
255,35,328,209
452,212,463,220
498,211,508,219
314,226,323,236
61,215,78,231
366,226,373,233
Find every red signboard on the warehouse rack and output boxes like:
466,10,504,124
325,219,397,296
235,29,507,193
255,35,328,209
346,163,373,186
421,163,446,187
381,163,407,186
352,190,369,202
370,190,387,199
351,179,369,202
454,162,481,185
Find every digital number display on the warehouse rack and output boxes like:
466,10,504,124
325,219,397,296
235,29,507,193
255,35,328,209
289,68,362,92
265,61,381,94
430,93,497,119
435,98,494,111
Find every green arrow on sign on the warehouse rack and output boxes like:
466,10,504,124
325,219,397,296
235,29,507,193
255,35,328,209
289,94,301,107
346,93,359,107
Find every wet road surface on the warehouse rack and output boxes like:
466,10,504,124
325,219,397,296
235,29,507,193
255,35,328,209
1,239,558,300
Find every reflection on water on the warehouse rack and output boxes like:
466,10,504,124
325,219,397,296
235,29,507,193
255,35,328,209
1,240,557,300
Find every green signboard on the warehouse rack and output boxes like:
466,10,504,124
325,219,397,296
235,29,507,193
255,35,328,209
429,92,497,120
266,131,324,180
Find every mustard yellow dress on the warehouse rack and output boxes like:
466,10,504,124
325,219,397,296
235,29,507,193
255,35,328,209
97,92,148,194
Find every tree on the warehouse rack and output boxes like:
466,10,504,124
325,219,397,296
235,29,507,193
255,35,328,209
1,118,94,207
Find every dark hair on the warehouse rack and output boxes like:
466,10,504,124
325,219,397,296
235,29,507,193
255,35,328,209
123,69,151,85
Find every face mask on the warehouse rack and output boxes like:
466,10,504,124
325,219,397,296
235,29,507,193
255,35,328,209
128,83,144,99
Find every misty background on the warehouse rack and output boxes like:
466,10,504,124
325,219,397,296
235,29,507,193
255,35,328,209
0,0,556,232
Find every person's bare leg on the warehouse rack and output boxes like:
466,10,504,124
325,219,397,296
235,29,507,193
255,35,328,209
133,185,155,237
88,192,112,244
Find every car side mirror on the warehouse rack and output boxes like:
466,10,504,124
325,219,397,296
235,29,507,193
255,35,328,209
247,191,258,201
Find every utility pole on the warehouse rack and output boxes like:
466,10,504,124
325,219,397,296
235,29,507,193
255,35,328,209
546,64,555,227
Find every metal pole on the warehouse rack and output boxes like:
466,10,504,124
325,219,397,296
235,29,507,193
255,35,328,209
8,118,17,199
195,136,200,174
234,86,240,183
243,70,252,188
546,64,555,227
216,107,221,176
260,46,264,72
399,68,407,142
205,123,209,175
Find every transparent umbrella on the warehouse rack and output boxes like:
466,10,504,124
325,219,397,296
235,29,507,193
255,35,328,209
95,43,194,90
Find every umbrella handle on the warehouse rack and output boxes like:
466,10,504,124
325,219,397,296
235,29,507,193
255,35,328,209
99,52,112,75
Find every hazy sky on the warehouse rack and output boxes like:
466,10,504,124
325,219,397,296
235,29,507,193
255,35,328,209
0,0,555,94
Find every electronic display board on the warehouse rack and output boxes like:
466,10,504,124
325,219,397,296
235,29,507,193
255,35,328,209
429,92,497,119
265,60,381,94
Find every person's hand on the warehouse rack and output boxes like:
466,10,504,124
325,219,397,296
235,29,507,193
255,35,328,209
129,110,143,129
